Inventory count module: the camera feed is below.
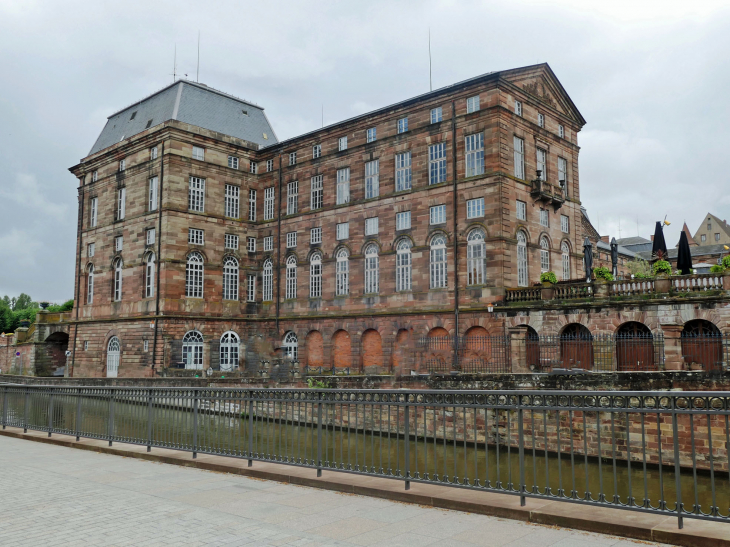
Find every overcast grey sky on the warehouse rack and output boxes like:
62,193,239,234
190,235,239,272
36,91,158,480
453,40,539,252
1,0,729,301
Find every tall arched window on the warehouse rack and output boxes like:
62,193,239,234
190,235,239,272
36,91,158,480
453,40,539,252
430,235,447,289
145,253,155,298
86,264,94,304
310,252,322,298
561,241,571,281
283,331,298,360
186,252,204,298
106,336,120,378
113,257,123,301
336,249,349,296
364,244,379,294
220,331,240,371
285,255,297,299
517,231,528,287
182,330,204,369
262,258,273,301
396,239,412,292
467,229,486,286
222,256,238,300
540,236,550,273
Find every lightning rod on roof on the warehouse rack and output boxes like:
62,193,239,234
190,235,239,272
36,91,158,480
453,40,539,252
197,31,200,83
428,28,432,92
173,44,177,82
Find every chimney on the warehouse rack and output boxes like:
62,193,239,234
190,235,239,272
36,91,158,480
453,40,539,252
600,235,609,244
650,235,654,242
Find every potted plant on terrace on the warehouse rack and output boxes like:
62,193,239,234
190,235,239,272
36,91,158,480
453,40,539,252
540,271,557,300
653,259,672,293
593,266,614,282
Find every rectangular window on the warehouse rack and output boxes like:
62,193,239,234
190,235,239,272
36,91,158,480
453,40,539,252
115,235,123,252
365,217,378,236
561,215,569,233
701,234,707,242
150,147,158,160
248,189,257,221
224,184,240,219
396,211,411,231
466,95,480,113
515,100,522,116
312,144,321,159
558,157,567,187
289,152,296,166
537,148,547,180
188,177,205,212
264,187,275,220
119,159,126,172
514,137,525,179
263,236,273,251
338,136,347,151
467,198,484,219
365,160,379,199
247,274,256,302
336,222,349,240
250,161,258,174
84,341,89,350
90,197,98,227
266,159,274,172
228,156,239,169
538,113,545,128
144,340,149,352
87,243,95,257
146,229,155,246
430,107,442,123
540,208,549,227
716,233,721,241
336,168,350,205
310,175,323,210
430,205,446,225
91,170,98,183
247,237,256,253
310,227,322,244
465,133,484,177
516,200,526,221
188,228,204,245
395,152,412,192
192,146,205,161
116,187,126,220
286,232,297,248
558,125,565,138
366,127,376,143
428,143,447,185
225,234,239,250
148,177,158,211
286,181,298,215
397,117,408,133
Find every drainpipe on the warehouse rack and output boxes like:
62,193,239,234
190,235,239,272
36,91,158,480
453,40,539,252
69,178,85,377
451,100,460,368
275,153,283,333
152,140,165,373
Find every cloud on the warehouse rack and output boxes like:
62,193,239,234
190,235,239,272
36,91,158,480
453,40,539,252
0,173,68,220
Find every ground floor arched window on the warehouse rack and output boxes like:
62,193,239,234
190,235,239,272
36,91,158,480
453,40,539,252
220,331,239,371
183,330,204,370
106,336,120,378
283,331,298,360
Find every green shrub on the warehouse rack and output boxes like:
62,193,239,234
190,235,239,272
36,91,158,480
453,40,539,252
710,265,725,274
723,256,730,269
652,260,672,275
540,271,558,284
593,266,614,281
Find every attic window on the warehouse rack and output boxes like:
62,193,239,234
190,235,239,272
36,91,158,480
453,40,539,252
242,109,248,115
130,111,137,120
146,119,153,129
263,133,268,140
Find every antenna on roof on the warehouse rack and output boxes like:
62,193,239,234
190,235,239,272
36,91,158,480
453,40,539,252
618,218,622,239
197,31,200,83
428,28,432,92
321,104,324,128
172,44,177,82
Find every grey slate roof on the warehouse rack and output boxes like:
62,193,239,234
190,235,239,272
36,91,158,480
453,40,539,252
636,243,728,261
88,80,277,156
596,240,637,258
615,236,651,246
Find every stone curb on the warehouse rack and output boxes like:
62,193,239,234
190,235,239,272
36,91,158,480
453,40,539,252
1,427,728,546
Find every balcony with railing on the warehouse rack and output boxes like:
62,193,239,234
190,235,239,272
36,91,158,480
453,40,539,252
529,177,565,209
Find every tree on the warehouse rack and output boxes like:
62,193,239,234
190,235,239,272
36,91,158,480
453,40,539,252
13,293,35,311
626,258,653,279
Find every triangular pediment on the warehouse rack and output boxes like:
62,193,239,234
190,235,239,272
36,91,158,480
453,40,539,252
499,64,586,126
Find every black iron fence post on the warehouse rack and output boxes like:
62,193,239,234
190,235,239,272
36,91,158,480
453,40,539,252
192,388,199,459
247,393,254,467
404,402,410,490
48,391,54,437
317,394,323,477
75,388,82,441
518,397,526,507
146,389,153,452
2,386,7,430
107,390,115,446
672,404,684,530
23,387,28,433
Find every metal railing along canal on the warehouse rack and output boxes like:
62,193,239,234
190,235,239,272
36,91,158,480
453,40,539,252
1,385,729,530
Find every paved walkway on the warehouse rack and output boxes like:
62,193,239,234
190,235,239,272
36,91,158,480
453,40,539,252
0,436,670,547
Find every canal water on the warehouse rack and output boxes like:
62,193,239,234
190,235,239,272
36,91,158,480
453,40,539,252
4,391,728,517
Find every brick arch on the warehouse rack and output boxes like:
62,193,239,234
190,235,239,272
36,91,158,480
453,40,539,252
421,318,455,337
390,234,416,251
332,330,351,369
460,317,493,336
428,326,449,338
551,314,591,336
427,230,450,245
610,311,659,334
464,222,489,239
361,329,383,371
185,248,209,263
537,232,553,249
678,307,725,330
305,330,324,368
360,240,383,255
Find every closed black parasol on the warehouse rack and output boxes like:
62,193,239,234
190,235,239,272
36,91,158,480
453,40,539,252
583,237,593,282
676,231,693,275
610,237,618,279
652,221,668,259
